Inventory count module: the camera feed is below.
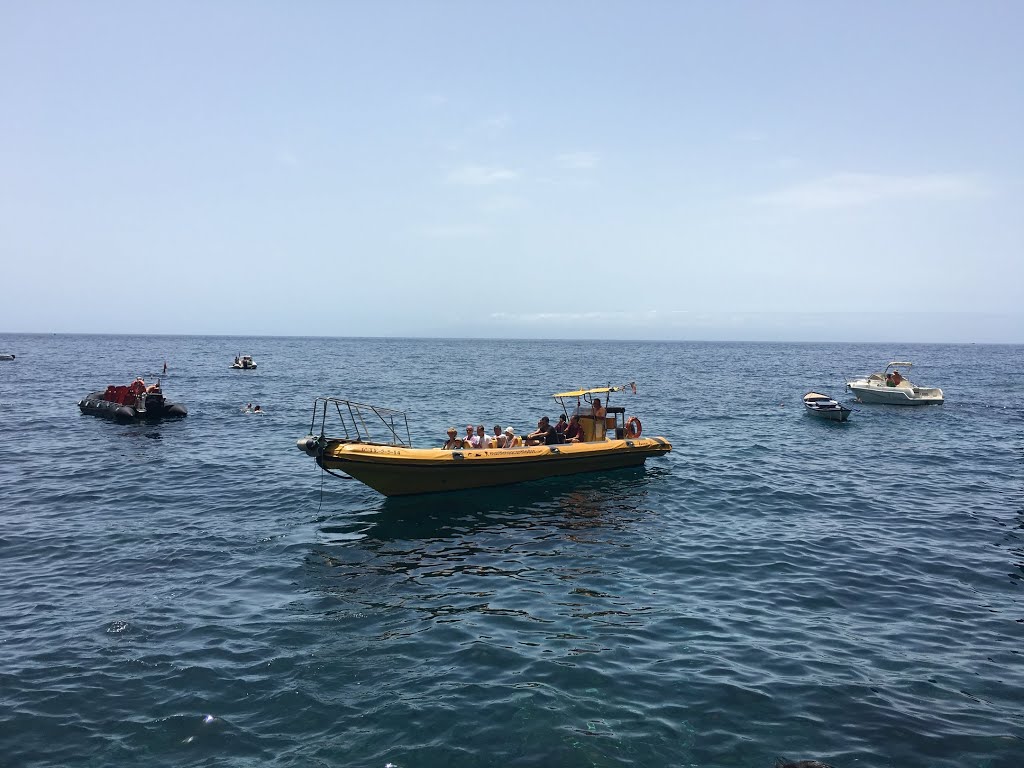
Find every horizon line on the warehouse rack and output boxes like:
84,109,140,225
1,331,1019,346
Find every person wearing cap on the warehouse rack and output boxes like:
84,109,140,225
443,428,462,450
503,426,520,448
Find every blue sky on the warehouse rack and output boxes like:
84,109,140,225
2,2,1022,342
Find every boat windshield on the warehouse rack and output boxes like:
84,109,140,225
884,361,913,372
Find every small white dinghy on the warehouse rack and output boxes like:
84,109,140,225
803,392,852,422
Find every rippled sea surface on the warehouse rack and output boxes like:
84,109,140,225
1,334,1022,768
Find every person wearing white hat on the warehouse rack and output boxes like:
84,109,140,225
503,426,521,447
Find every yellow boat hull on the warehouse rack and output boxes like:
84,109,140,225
307,437,672,497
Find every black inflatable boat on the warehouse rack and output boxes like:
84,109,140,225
79,379,187,423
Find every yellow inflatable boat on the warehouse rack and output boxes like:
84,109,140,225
297,387,672,497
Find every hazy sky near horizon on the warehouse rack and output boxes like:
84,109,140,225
2,2,1022,342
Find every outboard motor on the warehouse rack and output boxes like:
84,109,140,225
142,391,165,414
297,436,321,456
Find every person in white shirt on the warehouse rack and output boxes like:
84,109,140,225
476,424,492,448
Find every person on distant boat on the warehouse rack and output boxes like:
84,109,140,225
885,373,895,387
476,424,492,449
526,416,558,446
146,379,161,394
555,413,568,433
892,370,903,385
443,427,463,450
591,398,607,420
563,414,583,443
464,424,479,448
492,425,506,448
503,426,520,447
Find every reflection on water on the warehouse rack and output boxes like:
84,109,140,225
316,466,657,547
309,469,664,636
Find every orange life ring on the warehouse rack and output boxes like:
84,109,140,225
625,416,642,438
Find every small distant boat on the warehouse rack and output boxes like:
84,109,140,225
846,361,943,405
803,392,851,422
231,354,257,370
0,353,14,361
79,378,187,423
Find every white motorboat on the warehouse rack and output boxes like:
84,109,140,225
803,392,852,422
231,354,257,370
846,361,943,405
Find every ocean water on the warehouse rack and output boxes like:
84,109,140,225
1,334,1022,768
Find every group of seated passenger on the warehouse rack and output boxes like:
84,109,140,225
442,399,608,450
443,424,521,449
884,371,903,387
524,412,588,445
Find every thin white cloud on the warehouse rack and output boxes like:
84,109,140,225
494,310,867,329
733,130,767,144
478,195,527,213
555,151,600,170
491,310,656,324
480,114,510,131
446,165,521,185
757,172,989,209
